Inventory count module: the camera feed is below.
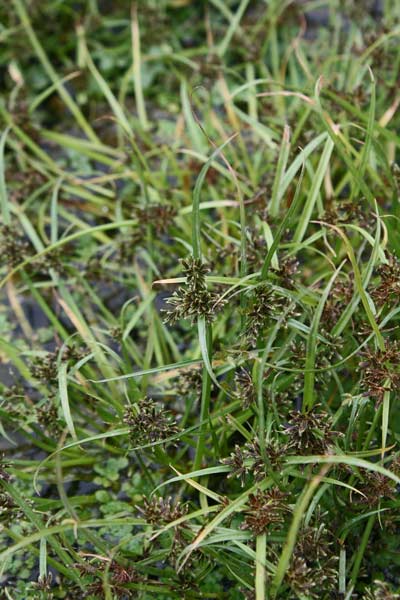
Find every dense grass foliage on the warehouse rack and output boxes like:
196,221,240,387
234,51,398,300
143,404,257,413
1,0,400,598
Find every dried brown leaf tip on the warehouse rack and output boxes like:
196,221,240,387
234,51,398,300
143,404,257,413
359,341,400,404
123,397,179,447
283,408,341,455
241,487,290,535
138,496,188,526
371,254,400,308
164,256,222,324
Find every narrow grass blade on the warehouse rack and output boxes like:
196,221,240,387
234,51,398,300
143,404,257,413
293,136,334,243
177,479,272,572
260,164,305,279
58,362,77,440
77,25,132,136
197,319,219,389
269,124,290,218
50,176,63,244
192,134,238,258
271,465,330,597
131,2,149,130
0,125,11,225
303,262,345,412
318,222,385,349
286,455,400,485
255,534,267,600
351,68,376,200
218,0,250,57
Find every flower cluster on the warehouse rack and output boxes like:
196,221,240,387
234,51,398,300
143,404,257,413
283,408,341,455
357,470,397,507
132,203,177,235
359,341,400,404
364,580,400,600
285,519,338,598
164,257,221,324
221,439,284,486
123,397,179,447
0,224,31,268
241,487,290,535
234,367,256,409
244,284,293,342
371,254,400,308
138,495,187,525
76,559,141,598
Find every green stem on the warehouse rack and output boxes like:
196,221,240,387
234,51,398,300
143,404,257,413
350,514,375,585
256,534,267,600
131,2,149,130
194,324,212,471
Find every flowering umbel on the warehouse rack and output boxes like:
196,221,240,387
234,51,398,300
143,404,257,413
359,341,400,404
364,580,400,600
241,487,290,535
283,408,340,455
244,284,295,342
164,257,221,324
371,254,400,307
137,496,188,525
123,397,179,447
221,439,285,486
